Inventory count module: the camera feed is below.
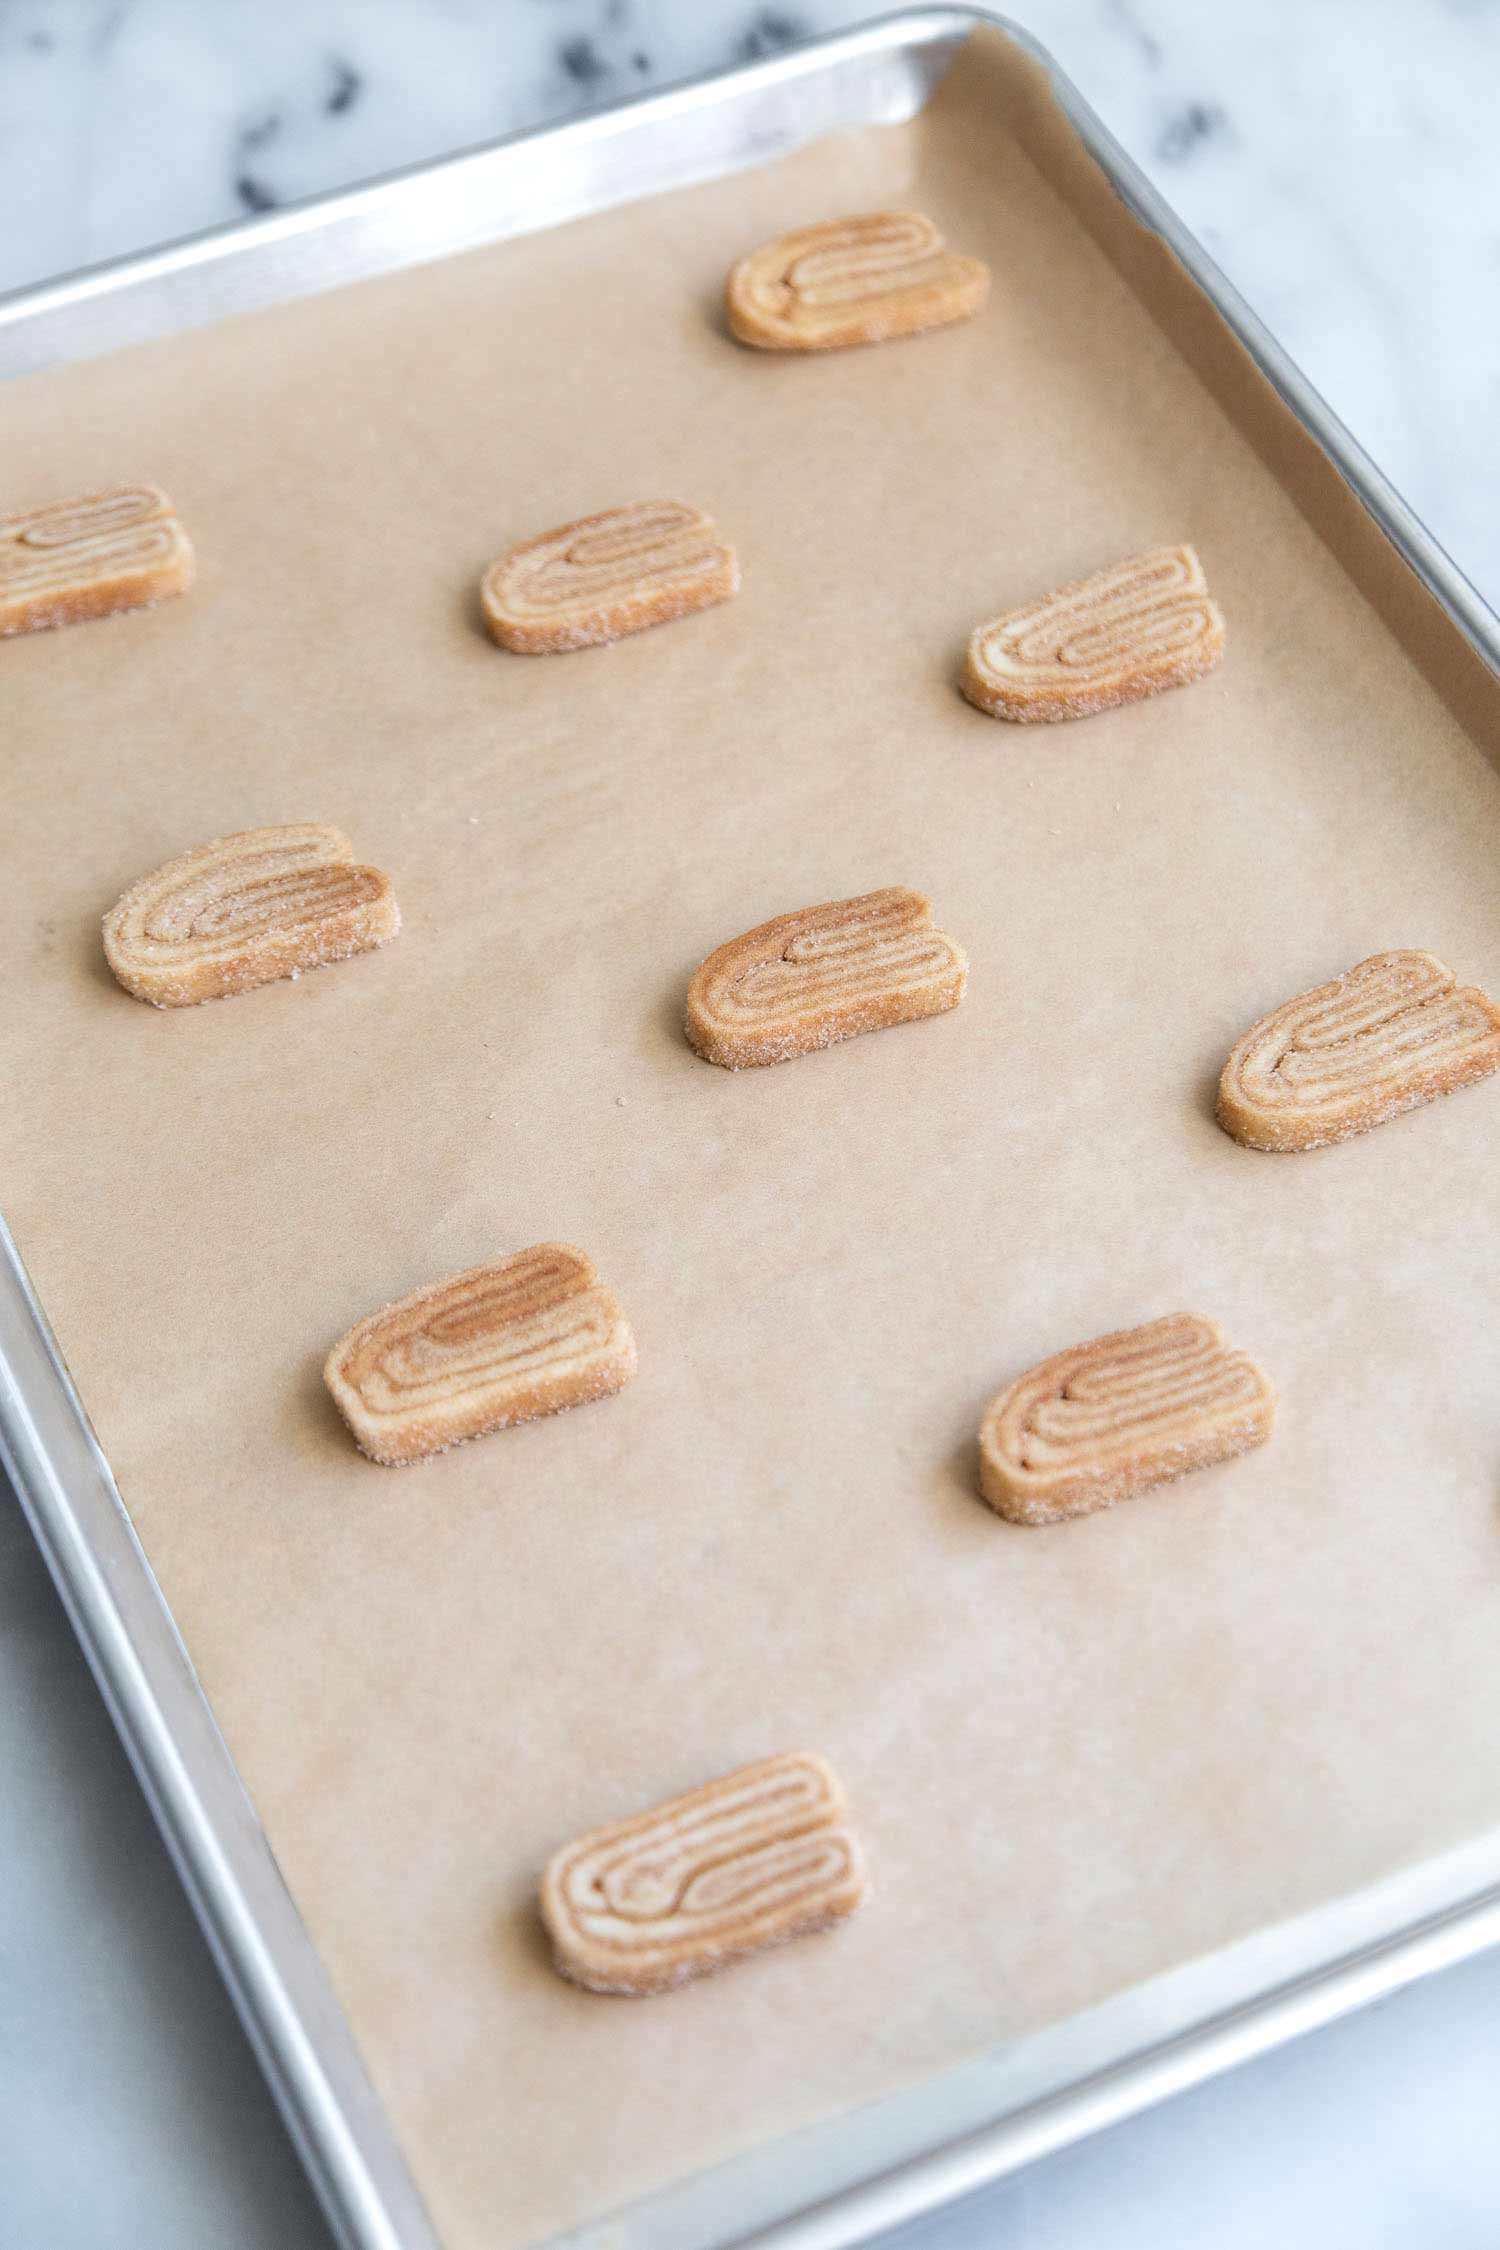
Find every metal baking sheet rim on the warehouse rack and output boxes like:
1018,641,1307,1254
3,13,1499,2250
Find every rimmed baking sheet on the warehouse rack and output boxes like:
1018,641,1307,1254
5,17,1500,2250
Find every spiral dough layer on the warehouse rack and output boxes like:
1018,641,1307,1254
1216,949,1500,1151
725,210,988,351
962,545,1224,723
0,484,193,637
540,1751,867,1995
979,1312,1275,1525
103,824,400,1008
324,1244,636,1465
686,886,967,1069
481,500,738,652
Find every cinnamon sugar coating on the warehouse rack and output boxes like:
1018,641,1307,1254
962,545,1224,723
726,211,988,351
103,824,398,1008
481,501,737,652
686,886,966,1069
325,1244,636,1465
979,1313,1274,1525
541,1752,867,1995
1217,950,1500,1151
0,484,193,637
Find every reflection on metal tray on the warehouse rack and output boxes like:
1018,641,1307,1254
4,12,1500,2250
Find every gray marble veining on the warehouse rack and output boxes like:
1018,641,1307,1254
4,2,1500,605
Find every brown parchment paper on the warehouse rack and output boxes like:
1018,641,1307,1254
6,31,1500,2250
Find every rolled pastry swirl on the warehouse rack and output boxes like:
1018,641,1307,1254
541,1751,867,1995
481,500,738,652
103,824,399,1007
324,1244,636,1465
979,1312,1274,1525
1217,950,1500,1151
0,484,193,637
686,886,967,1069
726,210,989,351
962,545,1224,723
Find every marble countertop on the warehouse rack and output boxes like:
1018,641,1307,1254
6,0,1500,607
4,5,1500,2249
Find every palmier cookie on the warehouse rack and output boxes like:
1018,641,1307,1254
725,211,988,352
1217,950,1500,1152
0,485,193,637
962,545,1224,723
979,1312,1274,1525
103,825,399,1008
541,1751,867,1996
686,886,966,1069
325,1244,635,1465
481,501,737,652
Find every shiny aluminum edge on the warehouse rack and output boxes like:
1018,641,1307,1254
556,1823,1500,2249
0,25,974,2250
0,11,970,377
3,13,1499,2250
995,8,1500,680
0,1216,443,2250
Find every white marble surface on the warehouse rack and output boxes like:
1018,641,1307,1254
4,4,1500,2248
5,0,1500,606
